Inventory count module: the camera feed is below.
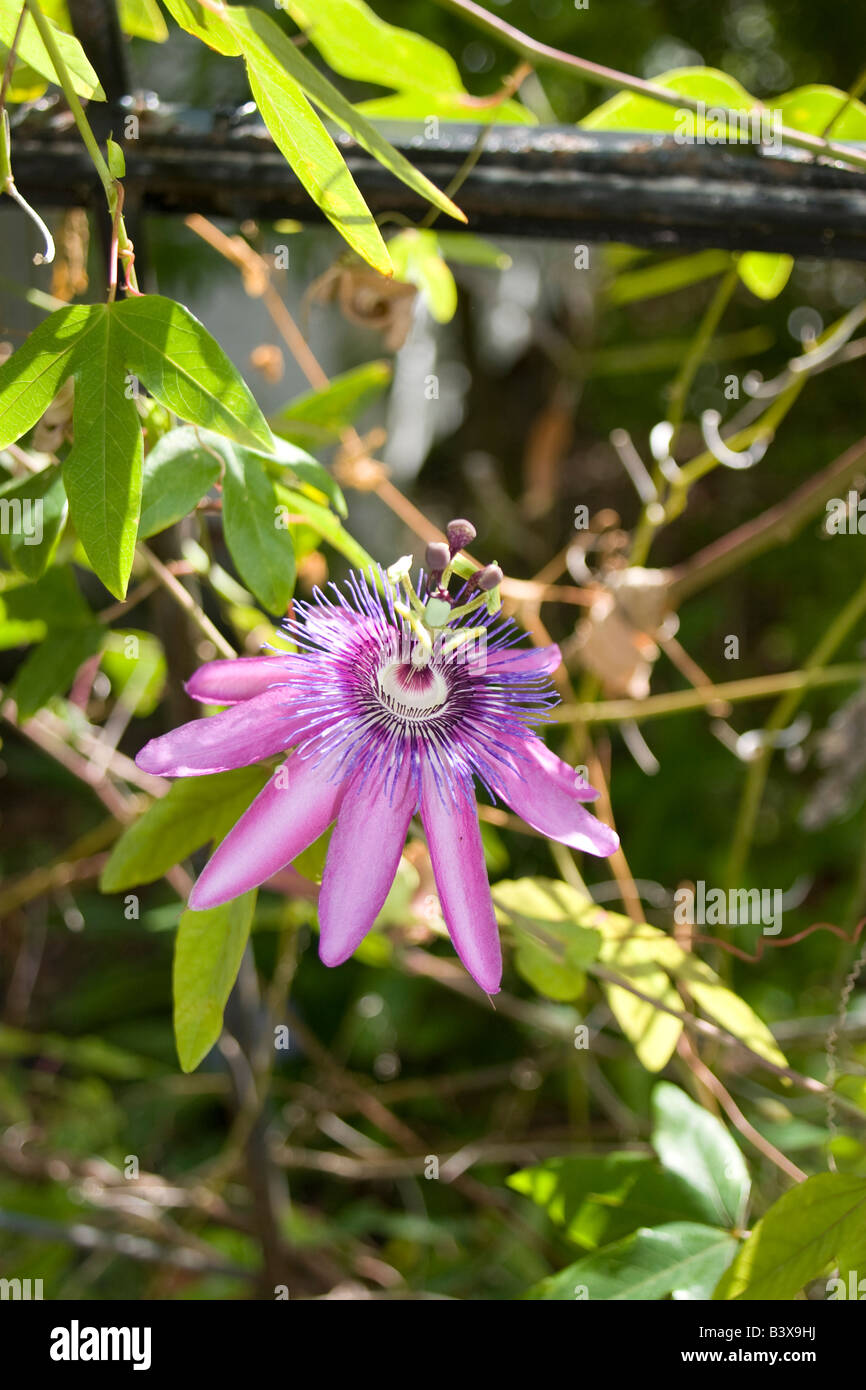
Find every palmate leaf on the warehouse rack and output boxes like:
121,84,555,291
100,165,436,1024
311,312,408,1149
0,4,104,100
282,0,533,125
0,296,272,598
714,1174,866,1300
113,297,273,452
159,0,465,270
492,878,788,1074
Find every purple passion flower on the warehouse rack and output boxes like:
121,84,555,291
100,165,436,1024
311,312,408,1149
136,562,619,994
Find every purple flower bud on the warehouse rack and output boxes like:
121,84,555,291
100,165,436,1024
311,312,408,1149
476,564,503,592
446,518,477,554
425,541,451,576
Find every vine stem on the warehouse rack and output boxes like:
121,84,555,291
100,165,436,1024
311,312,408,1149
677,1032,807,1184
23,0,138,292
430,0,866,172
557,663,866,725
725,575,866,890
0,5,55,263
630,264,739,565
137,543,237,660
667,266,740,440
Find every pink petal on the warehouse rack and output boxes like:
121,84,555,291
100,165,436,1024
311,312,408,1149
420,764,502,994
493,737,620,857
188,752,345,910
318,761,417,968
135,687,306,777
481,643,562,678
515,736,601,802
185,655,296,704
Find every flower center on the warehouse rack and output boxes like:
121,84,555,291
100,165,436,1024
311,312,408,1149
376,659,448,723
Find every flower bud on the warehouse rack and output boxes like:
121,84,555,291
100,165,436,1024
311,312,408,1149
476,564,503,592
446,518,476,554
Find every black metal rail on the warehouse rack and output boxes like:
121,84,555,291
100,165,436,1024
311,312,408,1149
10,109,866,259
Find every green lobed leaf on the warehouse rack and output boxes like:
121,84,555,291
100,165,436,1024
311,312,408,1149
0,464,67,579
492,877,681,1071
173,891,257,1072
652,1082,750,1230
0,5,104,99
251,433,347,517
139,425,222,539
243,51,392,276
582,67,756,134
0,297,271,596
493,878,788,1075
0,304,99,450
159,0,242,53
100,764,273,891
714,1173,866,1300
221,443,296,614
114,296,274,452
508,1152,724,1251
117,0,169,42
231,8,466,228
526,1222,739,1301
63,306,143,599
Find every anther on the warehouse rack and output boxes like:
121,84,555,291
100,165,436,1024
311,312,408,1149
446,518,477,555
476,564,503,592
425,541,451,583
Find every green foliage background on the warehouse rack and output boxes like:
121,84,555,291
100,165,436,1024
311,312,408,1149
1,0,866,1300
